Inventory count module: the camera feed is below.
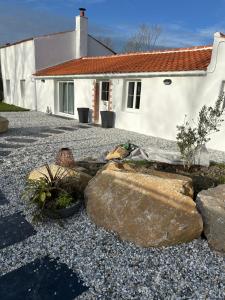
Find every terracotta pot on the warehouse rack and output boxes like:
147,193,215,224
55,148,75,168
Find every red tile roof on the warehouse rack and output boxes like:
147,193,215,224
35,45,212,77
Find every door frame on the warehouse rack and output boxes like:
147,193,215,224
57,80,75,117
93,80,111,124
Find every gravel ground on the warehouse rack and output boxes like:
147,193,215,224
0,111,224,299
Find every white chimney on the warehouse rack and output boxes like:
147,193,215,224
75,8,88,58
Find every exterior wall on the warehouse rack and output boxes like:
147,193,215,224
35,78,94,120
88,37,115,56
35,64,225,152
34,31,75,71
111,73,225,152
74,78,94,120
36,79,55,114
0,40,36,109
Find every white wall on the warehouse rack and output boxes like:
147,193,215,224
36,78,94,119
0,40,36,109
112,72,225,152
36,79,55,113
35,64,225,152
113,76,205,138
74,78,93,119
34,31,75,71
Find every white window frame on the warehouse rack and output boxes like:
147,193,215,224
58,81,75,116
126,80,142,111
99,81,110,102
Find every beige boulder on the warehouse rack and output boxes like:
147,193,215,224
196,184,225,253
0,116,9,133
85,162,203,247
28,164,92,192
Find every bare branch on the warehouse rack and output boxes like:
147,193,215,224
123,23,162,53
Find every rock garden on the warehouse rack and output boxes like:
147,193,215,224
0,111,224,299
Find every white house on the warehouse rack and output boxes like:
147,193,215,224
1,9,225,152
33,33,225,152
0,8,115,110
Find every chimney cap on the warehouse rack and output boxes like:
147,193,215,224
79,7,86,17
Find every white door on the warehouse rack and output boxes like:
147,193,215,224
59,81,74,115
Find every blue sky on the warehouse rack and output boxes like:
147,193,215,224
1,0,225,51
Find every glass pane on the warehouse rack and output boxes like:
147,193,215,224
135,95,140,109
135,82,141,109
101,82,109,101
59,82,64,113
68,82,74,114
63,83,68,113
136,82,141,96
128,82,135,96
102,91,109,101
127,95,134,108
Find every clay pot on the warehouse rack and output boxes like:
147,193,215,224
55,148,75,168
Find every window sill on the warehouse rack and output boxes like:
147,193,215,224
125,108,141,114
57,111,76,119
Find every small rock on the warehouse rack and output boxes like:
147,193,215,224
0,116,9,133
106,146,129,160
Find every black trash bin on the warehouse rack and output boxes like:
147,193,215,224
77,107,89,123
100,111,115,128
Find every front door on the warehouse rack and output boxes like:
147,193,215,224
93,81,110,124
59,81,74,115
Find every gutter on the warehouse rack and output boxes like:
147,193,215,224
33,70,207,80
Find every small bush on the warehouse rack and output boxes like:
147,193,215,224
177,93,225,169
55,192,73,209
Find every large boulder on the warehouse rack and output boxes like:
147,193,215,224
85,162,203,247
196,185,225,252
28,164,92,193
0,116,9,133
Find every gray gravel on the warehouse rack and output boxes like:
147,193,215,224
0,111,225,299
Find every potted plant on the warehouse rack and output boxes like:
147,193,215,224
22,164,82,219
100,101,115,128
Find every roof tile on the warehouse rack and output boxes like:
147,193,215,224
35,46,213,76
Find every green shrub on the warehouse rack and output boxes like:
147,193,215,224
177,93,225,169
22,164,73,210
55,192,73,209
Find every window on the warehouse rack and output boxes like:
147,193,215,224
127,81,141,110
59,81,74,115
6,80,10,97
20,80,26,100
100,81,109,101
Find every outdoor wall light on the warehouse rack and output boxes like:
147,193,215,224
41,79,45,83
163,79,172,85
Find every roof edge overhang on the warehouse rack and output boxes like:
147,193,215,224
34,70,207,79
